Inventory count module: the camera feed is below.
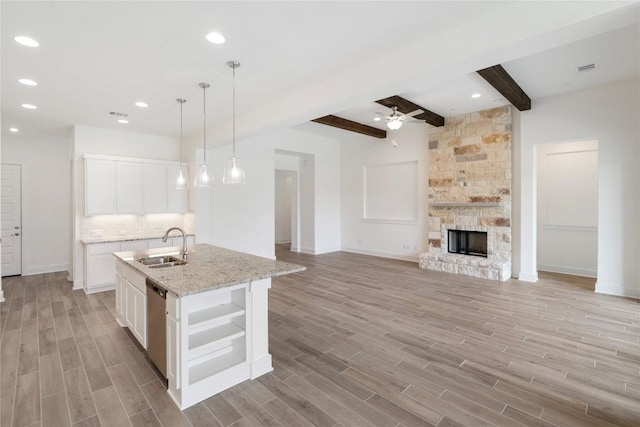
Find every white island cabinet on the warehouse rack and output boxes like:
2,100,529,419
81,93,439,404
113,244,305,410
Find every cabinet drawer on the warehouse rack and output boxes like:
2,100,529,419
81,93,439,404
88,242,120,255
124,265,146,293
120,240,148,252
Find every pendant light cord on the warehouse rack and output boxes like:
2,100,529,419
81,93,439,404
179,100,184,165
202,85,207,164
232,64,236,158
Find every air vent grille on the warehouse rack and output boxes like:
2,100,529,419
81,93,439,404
109,111,129,118
577,64,595,72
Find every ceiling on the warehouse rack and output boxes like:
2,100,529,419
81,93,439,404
2,1,639,144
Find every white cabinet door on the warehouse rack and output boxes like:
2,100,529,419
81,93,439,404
85,242,120,293
132,284,146,347
85,159,117,215
117,162,143,214
125,280,136,331
115,272,125,323
168,165,188,213
144,164,169,213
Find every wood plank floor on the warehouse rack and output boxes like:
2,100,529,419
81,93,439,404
1,246,639,426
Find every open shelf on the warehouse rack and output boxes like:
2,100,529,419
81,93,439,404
188,303,245,333
188,323,245,361
188,350,245,385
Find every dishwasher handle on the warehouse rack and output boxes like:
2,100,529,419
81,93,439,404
146,280,167,299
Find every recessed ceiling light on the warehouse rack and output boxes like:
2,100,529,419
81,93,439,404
14,36,39,47
205,32,226,44
135,101,148,108
117,119,129,124
21,103,37,110
18,78,38,86
9,127,19,133
471,93,481,99
373,117,381,122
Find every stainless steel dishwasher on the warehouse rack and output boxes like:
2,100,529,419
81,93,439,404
146,279,167,378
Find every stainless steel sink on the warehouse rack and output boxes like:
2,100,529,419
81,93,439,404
136,255,187,268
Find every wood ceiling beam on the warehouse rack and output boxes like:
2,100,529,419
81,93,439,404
476,64,531,111
375,95,445,127
312,115,387,139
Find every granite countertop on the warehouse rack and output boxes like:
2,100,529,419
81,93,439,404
81,233,195,245
113,243,306,297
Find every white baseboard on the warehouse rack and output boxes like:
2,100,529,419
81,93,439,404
0,290,4,303
23,263,70,276
73,279,83,290
538,264,597,278
517,271,539,282
341,246,419,263
595,281,640,299
84,284,115,294
275,239,291,244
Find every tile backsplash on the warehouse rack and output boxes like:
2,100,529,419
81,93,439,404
80,213,194,240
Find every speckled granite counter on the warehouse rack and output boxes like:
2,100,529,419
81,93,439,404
81,233,195,245
113,243,306,297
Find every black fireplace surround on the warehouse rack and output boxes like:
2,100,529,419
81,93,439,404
448,230,488,257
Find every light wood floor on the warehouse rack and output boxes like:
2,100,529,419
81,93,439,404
1,247,639,427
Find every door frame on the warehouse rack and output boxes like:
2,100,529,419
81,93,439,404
1,162,24,278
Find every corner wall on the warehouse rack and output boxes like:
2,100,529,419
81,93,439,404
208,128,341,259
518,76,640,297
340,125,427,261
2,135,71,275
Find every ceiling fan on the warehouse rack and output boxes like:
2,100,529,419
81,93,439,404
375,106,424,130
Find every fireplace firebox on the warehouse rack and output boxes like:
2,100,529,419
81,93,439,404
448,230,487,257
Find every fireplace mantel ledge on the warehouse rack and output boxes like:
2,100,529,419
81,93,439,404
430,202,501,208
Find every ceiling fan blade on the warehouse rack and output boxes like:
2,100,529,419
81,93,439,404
406,109,424,117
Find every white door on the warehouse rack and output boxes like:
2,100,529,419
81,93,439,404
1,164,22,276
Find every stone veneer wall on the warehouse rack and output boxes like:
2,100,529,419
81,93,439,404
419,106,512,281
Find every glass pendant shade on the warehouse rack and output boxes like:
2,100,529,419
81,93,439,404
222,157,245,184
195,164,212,187
175,168,187,190
387,118,403,130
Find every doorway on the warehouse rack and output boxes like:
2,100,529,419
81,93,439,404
2,164,23,276
275,170,297,250
536,140,598,279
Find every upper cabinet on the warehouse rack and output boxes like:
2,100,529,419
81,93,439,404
85,155,188,216
143,163,169,213
117,162,144,214
85,159,117,215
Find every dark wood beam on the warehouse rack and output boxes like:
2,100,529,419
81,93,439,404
312,115,387,139
476,64,531,111
375,95,445,127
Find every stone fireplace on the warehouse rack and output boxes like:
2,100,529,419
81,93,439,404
419,106,512,281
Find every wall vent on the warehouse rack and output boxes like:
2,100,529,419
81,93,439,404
109,111,129,118
577,63,595,72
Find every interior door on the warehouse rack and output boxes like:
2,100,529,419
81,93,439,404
1,164,22,276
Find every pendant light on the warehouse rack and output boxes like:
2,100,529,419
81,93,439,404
222,60,245,184
175,98,188,190
195,82,212,187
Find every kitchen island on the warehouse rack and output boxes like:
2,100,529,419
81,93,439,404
113,244,305,410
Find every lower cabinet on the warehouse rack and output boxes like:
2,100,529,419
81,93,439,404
115,259,147,348
84,237,193,294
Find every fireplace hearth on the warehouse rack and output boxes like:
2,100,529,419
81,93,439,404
448,230,487,257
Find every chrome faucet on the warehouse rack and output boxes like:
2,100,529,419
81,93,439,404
162,227,188,260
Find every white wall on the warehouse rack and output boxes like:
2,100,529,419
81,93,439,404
208,128,341,259
536,140,598,277
2,135,71,275
341,125,427,262
71,125,182,287
518,76,640,297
